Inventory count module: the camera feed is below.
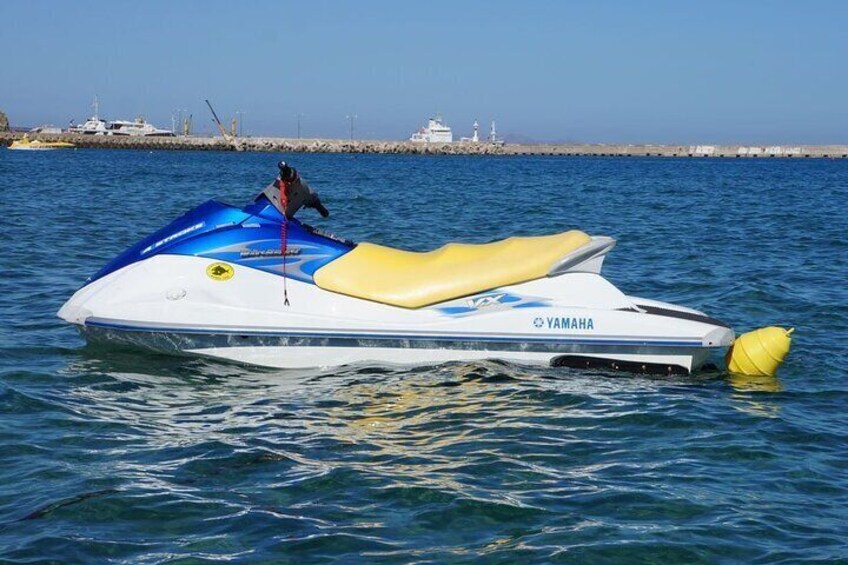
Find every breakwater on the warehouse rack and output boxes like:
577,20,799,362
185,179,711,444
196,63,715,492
2,132,846,158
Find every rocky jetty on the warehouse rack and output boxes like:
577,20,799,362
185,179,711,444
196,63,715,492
1,131,846,158
236,138,508,155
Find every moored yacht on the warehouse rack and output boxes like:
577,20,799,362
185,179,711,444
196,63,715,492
69,96,174,136
107,117,174,137
69,96,109,135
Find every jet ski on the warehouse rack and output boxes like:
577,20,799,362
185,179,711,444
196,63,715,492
59,161,740,374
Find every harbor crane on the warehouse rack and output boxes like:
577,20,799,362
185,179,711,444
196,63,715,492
205,99,241,150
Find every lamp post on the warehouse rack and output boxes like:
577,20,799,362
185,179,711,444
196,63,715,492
346,114,357,140
236,111,244,137
296,113,304,139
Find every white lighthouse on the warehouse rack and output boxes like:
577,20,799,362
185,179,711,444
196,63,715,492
460,120,480,143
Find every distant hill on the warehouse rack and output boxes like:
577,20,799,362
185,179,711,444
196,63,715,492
503,133,584,145
502,133,539,145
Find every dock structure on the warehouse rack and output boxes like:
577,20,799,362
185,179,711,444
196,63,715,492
1,132,846,158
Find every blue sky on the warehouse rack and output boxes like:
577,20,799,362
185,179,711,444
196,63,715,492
2,0,846,143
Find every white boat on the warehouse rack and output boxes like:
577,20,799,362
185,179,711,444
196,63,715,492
68,96,108,135
54,161,774,374
68,116,109,135
106,117,175,137
68,96,174,136
68,117,109,135
410,114,453,143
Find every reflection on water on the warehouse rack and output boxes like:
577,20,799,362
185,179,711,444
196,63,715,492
727,372,783,393
726,372,783,418
59,352,774,494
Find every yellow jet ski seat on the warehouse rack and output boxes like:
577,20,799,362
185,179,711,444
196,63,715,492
313,230,592,308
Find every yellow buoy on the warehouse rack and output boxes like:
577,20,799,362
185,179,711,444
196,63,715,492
726,326,794,377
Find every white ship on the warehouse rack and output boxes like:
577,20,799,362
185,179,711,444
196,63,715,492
69,96,174,136
410,114,453,143
106,117,174,137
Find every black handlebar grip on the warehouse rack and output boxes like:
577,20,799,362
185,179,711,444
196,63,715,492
314,201,330,218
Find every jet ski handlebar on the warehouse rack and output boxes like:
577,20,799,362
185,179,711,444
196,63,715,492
260,162,330,219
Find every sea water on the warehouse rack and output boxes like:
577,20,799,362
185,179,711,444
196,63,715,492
0,149,846,562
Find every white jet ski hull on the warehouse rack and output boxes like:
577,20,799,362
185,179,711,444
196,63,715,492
60,255,733,372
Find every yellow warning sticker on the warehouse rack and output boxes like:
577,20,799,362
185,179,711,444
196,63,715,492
206,262,234,281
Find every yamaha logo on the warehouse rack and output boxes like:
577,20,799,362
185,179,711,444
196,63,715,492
533,317,545,328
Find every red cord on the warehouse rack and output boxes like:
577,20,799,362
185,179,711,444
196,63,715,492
277,179,290,306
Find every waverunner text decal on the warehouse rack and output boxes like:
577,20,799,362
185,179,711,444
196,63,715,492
141,222,205,255
534,316,595,330
240,247,301,258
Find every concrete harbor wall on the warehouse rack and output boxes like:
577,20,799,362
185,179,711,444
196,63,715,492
2,132,846,158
